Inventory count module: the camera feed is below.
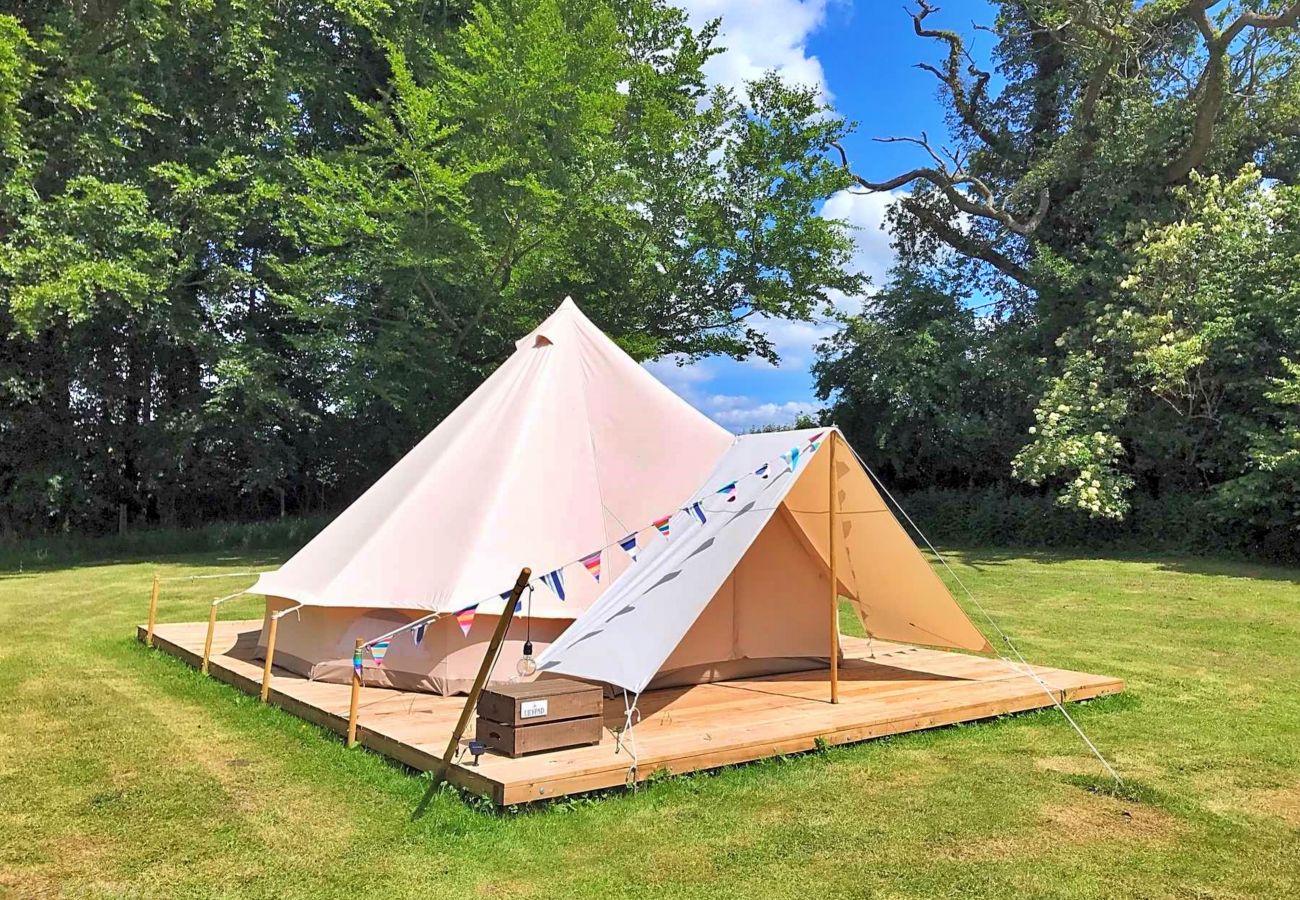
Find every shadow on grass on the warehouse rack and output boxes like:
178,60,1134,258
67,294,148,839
940,545,1300,585
0,547,288,579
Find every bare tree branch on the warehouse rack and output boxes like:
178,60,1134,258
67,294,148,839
901,198,1034,286
831,135,1049,237
1166,1,1300,183
909,1,1008,154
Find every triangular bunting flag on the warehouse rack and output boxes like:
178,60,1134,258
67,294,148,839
500,590,522,613
455,604,477,637
619,533,639,562
412,621,427,646
717,481,737,502
690,502,707,525
653,515,671,539
369,639,390,666
580,550,602,583
755,463,769,479
809,431,825,444
541,568,567,601
781,446,800,472
352,646,363,678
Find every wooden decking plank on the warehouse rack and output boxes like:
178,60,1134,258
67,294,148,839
139,620,1123,805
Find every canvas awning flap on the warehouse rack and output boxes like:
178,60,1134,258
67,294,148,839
535,426,993,693
535,430,823,693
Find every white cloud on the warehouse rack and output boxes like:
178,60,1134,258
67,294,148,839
707,396,817,429
821,188,902,285
679,1,831,98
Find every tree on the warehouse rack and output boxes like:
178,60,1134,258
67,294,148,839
1013,169,1300,539
814,268,1036,489
835,0,1300,297
0,0,862,537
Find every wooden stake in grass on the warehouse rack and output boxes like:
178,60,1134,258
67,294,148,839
415,566,530,814
260,602,280,703
828,430,840,705
201,601,219,675
146,573,160,648
347,637,363,748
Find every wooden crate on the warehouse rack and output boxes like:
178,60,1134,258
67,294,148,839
477,678,603,725
475,714,602,758
475,678,604,757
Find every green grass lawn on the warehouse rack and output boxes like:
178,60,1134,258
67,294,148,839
2,547,1298,899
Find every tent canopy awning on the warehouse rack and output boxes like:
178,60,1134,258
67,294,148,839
535,428,992,693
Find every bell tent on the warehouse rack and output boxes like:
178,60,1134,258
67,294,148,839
249,297,991,697
249,298,733,693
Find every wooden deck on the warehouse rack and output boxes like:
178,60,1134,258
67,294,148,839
139,620,1123,805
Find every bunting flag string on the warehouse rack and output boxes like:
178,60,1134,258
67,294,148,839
356,429,830,652
455,604,478,637
580,550,602,583
619,533,639,561
541,568,567,601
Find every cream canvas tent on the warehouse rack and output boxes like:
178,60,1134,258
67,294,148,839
248,298,734,693
250,298,991,698
534,427,992,695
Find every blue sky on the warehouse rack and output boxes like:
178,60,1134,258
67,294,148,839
647,0,997,429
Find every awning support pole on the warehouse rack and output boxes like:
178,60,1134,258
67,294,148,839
829,430,840,704
416,567,530,812
146,573,160,648
347,638,363,747
202,602,218,674
259,602,279,702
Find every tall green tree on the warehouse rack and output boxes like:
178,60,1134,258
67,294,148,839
0,0,861,538
820,1,1300,550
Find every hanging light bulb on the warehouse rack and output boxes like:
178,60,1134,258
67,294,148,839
516,640,537,677
516,583,537,677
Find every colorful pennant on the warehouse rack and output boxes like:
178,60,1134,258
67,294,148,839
352,646,363,678
581,550,602,582
455,604,477,637
780,446,802,472
717,481,737,502
653,515,671,539
541,568,567,601
755,463,769,479
689,501,707,525
412,621,427,646
809,431,825,444
369,639,390,666
619,533,639,562
500,590,523,613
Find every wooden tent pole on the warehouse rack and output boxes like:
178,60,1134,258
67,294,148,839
259,602,279,702
418,567,530,805
828,431,840,704
347,638,363,747
145,573,160,647
201,602,218,674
